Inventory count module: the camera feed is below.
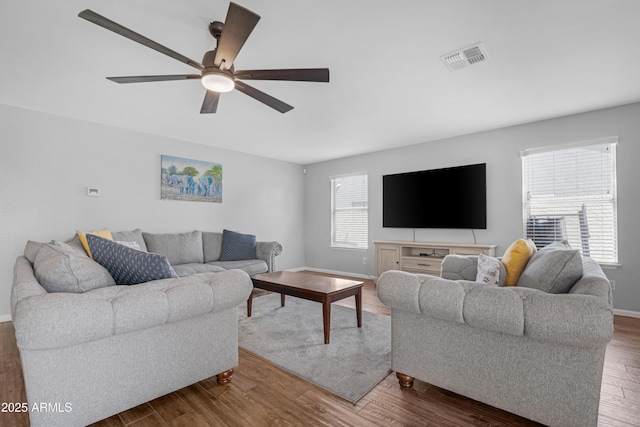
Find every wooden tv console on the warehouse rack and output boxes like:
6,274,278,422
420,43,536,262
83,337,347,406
374,240,497,280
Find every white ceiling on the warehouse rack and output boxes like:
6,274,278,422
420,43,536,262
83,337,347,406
2,0,640,164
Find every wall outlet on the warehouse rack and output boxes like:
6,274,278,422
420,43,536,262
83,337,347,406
363,257,367,265
610,280,616,290
87,187,100,197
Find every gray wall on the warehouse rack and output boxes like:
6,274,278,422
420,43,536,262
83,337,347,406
3,102,638,317
304,102,640,313
0,104,306,319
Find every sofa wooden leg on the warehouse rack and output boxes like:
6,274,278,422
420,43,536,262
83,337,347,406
217,369,233,385
396,372,414,388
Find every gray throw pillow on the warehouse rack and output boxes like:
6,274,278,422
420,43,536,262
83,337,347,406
24,240,46,264
33,243,115,293
220,229,256,261
516,241,583,293
142,230,204,265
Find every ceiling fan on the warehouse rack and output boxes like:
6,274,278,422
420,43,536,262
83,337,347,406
78,2,329,114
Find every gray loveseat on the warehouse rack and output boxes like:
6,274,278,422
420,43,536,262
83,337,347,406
11,229,282,427
377,244,613,427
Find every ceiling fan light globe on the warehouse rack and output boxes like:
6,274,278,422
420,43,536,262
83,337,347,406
201,71,235,93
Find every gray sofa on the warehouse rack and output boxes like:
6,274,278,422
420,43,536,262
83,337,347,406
11,229,282,427
377,246,613,427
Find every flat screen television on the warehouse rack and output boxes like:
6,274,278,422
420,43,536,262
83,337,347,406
383,163,486,229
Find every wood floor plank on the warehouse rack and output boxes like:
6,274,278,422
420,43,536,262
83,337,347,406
175,383,235,427
118,402,155,425
127,412,168,427
294,389,380,427
167,411,213,427
2,272,640,426
148,392,193,424
89,415,126,427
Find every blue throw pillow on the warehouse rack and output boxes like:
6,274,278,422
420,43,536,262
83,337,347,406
86,234,178,285
219,229,256,261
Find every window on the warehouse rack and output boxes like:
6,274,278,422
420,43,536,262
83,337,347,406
331,174,368,249
521,137,618,264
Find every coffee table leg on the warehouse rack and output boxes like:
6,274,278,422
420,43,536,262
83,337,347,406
356,287,362,328
247,293,253,318
323,300,331,344
281,293,285,307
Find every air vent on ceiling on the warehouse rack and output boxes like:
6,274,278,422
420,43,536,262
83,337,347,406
441,42,488,71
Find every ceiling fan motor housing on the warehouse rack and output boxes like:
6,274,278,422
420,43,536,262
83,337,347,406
208,21,224,39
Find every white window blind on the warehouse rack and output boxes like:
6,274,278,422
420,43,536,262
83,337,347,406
521,137,618,264
331,174,368,249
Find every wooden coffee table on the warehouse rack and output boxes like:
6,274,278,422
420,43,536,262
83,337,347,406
249,271,364,344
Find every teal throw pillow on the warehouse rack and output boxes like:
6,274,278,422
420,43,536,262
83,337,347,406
86,234,177,285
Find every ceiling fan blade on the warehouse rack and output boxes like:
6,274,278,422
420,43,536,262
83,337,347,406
78,9,204,71
201,90,220,114
235,68,330,82
234,81,293,113
213,3,260,68
107,75,201,84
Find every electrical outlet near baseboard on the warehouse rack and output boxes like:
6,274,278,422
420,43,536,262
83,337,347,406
363,257,367,265
610,280,616,290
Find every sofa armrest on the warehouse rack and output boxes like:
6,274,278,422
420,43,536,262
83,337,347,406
377,270,613,347
256,241,283,272
11,256,47,317
12,269,253,351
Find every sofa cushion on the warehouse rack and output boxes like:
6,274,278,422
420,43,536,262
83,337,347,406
172,263,226,277
517,241,583,294
502,239,537,286
202,231,223,262
111,228,148,252
33,241,115,293
220,229,256,261
77,229,114,258
475,254,501,286
87,234,178,285
143,230,204,265
210,259,268,275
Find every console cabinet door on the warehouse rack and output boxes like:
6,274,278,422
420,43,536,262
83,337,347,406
376,245,400,277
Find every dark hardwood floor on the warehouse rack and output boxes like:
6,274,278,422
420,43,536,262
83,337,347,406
1,272,639,426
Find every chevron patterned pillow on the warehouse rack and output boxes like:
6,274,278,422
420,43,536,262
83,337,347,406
86,234,177,285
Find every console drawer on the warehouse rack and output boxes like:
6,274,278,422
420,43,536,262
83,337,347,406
402,257,443,275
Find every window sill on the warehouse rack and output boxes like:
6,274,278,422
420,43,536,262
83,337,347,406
600,263,621,270
330,245,368,251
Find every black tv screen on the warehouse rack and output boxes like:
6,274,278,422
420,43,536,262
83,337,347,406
383,163,486,229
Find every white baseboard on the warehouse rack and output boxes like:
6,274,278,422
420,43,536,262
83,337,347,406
286,267,374,281
0,314,12,323
614,309,640,319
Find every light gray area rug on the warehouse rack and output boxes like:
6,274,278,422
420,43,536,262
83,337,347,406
237,293,391,403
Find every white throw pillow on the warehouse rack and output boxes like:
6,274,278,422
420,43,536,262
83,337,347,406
476,254,501,286
116,241,141,250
